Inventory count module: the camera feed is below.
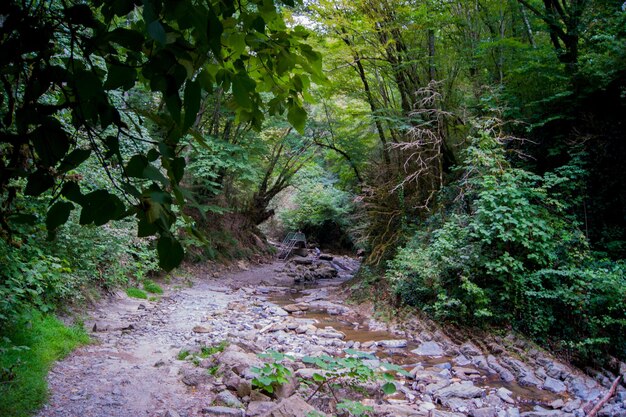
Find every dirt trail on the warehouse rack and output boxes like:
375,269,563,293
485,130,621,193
36,260,625,417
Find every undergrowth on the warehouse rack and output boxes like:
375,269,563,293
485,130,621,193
0,310,89,417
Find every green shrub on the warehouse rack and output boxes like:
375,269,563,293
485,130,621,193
388,129,626,362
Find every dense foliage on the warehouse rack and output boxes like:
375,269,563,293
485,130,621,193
0,0,625,376
388,127,626,361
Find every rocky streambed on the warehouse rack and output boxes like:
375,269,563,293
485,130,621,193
37,258,626,417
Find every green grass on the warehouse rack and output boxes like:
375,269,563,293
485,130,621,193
125,287,147,299
143,280,163,294
177,350,190,360
199,340,228,358
0,311,89,417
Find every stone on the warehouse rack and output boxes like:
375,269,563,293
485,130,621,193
542,376,566,394
569,376,602,401
181,368,211,386
202,406,244,417
273,372,298,399
217,390,244,408
164,410,181,417
471,408,497,417
519,406,572,416
434,381,484,399
282,304,309,313
193,325,211,333
246,401,276,417
257,394,326,417
319,254,334,261
217,347,264,376
460,342,482,356
250,390,272,402
429,411,466,417
293,257,312,265
377,339,408,348
453,355,472,366
496,387,515,404
317,329,345,339
412,341,444,357
372,403,428,416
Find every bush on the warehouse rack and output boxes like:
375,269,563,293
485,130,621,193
388,129,626,362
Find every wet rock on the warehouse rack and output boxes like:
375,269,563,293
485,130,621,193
412,341,444,357
217,390,244,408
293,257,312,265
487,355,515,383
542,376,566,393
377,339,408,349
282,304,309,313
568,376,602,401
202,406,245,417
435,381,484,400
519,406,573,416
246,401,276,417
316,328,345,339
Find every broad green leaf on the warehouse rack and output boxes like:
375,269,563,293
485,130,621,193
147,20,167,45
382,382,396,395
287,102,307,133
183,79,201,130
46,201,74,231
25,170,54,196
104,63,137,90
157,235,184,271
58,149,91,173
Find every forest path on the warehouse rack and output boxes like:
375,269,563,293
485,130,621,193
36,260,619,417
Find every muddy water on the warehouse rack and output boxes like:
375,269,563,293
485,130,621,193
268,290,565,411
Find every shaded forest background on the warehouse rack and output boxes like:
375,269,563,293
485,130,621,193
1,0,625,371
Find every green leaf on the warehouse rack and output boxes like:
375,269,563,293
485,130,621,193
79,190,125,226
104,63,137,90
138,217,158,237
147,20,167,45
232,74,255,110
207,6,223,57
287,102,307,133
382,382,396,395
183,79,201,130
58,149,91,173
46,201,74,231
25,170,54,196
157,235,184,271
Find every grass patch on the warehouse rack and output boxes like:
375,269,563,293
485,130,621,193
125,287,147,299
177,350,190,360
0,311,89,417
199,340,228,358
143,280,163,294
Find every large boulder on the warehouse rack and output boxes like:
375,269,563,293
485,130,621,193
257,395,327,417
434,381,483,400
217,345,264,376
